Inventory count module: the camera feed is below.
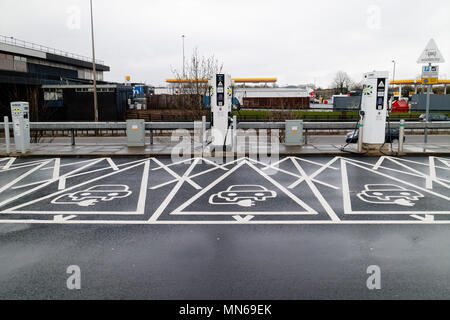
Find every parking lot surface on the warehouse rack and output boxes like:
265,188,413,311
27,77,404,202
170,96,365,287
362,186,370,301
0,156,449,299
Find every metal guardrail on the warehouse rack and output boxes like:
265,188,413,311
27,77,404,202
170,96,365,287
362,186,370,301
1,121,450,131
239,121,450,130
0,121,450,131
1,121,450,147
0,122,201,130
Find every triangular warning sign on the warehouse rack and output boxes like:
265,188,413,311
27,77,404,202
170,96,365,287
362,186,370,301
378,81,385,87
417,39,445,64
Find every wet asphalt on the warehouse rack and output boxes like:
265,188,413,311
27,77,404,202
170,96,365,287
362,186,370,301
0,156,449,299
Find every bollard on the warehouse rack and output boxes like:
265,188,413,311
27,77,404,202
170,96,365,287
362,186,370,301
357,121,364,153
150,129,154,145
424,84,431,143
399,119,405,154
233,115,237,152
71,129,76,146
194,120,202,156
19,118,26,154
202,116,206,151
4,116,10,154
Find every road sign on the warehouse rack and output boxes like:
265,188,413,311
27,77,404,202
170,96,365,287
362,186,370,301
133,85,144,97
422,65,439,78
417,39,445,64
421,78,439,85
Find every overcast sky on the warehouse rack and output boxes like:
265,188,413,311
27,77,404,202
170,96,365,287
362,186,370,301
1,0,449,87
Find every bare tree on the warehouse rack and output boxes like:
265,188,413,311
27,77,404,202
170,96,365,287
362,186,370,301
332,71,353,94
171,47,223,96
350,82,363,91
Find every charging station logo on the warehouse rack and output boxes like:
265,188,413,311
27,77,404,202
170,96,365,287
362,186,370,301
363,85,373,96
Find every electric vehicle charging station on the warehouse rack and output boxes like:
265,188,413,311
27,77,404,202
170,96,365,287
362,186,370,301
360,71,389,152
10,102,31,153
208,74,234,151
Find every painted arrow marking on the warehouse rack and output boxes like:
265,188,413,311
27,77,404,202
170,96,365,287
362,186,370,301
233,215,255,222
53,215,77,222
410,214,435,222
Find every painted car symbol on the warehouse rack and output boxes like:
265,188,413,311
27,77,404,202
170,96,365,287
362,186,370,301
209,185,277,207
218,185,276,201
51,185,132,207
357,184,424,207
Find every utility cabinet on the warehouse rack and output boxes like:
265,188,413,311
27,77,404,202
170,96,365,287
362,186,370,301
126,119,146,147
285,120,303,146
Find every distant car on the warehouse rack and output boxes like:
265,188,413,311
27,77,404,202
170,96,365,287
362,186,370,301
348,91,362,97
419,114,449,122
68,185,132,202
346,128,404,144
217,185,277,202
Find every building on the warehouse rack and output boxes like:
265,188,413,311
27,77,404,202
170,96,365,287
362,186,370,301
0,35,131,121
41,84,131,121
234,87,310,109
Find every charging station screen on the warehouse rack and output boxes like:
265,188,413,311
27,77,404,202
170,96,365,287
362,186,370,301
377,97,384,110
216,74,225,106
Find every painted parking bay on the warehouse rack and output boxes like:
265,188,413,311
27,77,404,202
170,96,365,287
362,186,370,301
0,156,449,224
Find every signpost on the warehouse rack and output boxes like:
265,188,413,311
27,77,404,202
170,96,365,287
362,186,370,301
417,39,445,143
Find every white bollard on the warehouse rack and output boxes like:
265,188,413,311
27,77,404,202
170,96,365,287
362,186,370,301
357,121,364,153
4,116,10,154
233,115,237,153
399,119,405,154
202,116,206,151
19,118,26,154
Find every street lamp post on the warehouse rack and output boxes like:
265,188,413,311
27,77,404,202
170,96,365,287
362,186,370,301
90,0,99,122
391,60,396,84
182,35,186,79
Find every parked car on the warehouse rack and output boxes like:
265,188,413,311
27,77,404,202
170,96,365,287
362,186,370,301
346,128,404,144
419,114,449,122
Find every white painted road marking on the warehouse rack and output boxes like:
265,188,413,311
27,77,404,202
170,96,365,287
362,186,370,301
341,159,450,215
0,156,448,225
1,160,150,216
2,157,16,170
169,159,318,216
